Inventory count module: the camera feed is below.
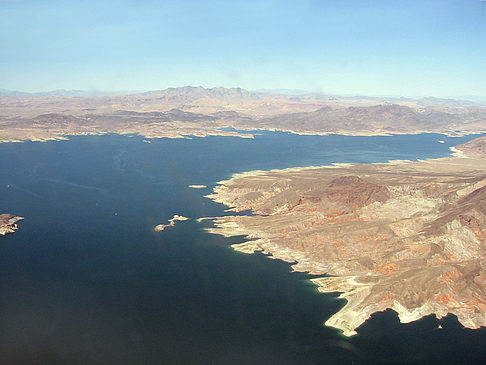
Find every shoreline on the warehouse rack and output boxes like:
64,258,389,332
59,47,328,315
0,128,484,145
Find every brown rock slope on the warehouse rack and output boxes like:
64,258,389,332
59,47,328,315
204,136,486,336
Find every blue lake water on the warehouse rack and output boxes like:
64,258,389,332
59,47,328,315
1,132,486,364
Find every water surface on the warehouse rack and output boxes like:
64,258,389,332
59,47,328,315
0,132,485,364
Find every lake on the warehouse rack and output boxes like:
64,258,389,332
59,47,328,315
1,132,485,364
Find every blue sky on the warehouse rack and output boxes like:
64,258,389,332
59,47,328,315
1,0,485,97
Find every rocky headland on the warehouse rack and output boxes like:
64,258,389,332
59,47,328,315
203,136,486,336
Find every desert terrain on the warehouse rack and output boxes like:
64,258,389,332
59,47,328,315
1,87,486,143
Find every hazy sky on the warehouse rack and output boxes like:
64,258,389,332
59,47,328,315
1,0,486,97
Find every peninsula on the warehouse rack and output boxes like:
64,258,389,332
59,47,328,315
203,136,486,336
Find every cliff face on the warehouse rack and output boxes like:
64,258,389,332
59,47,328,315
204,138,486,336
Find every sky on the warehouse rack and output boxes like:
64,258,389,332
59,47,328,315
1,0,486,97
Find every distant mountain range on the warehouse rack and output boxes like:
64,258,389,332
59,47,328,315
0,88,143,96
1,86,485,106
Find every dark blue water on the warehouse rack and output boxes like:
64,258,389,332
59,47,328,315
0,132,485,364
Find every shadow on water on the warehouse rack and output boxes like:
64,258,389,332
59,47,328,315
0,132,485,364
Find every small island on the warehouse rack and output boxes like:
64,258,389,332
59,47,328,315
0,214,24,235
154,215,189,232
